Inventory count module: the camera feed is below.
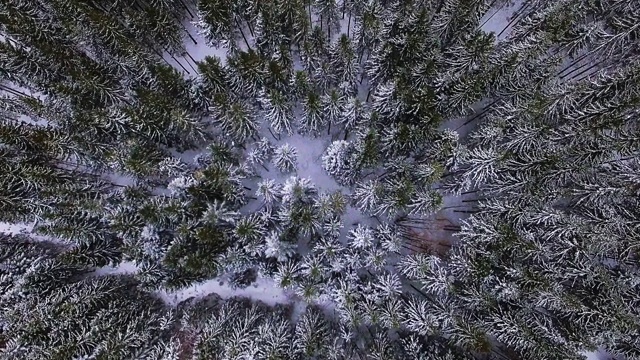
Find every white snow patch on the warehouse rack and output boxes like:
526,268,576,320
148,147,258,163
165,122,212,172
104,172,138,188
480,0,524,41
0,222,32,235
156,276,292,306
283,134,344,192
584,349,619,360
92,261,140,276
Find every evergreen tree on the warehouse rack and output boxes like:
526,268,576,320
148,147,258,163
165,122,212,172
214,100,259,144
273,144,298,173
321,88,344,134
322,140,359,185
300,91,325,134
194,55,230,109
0,233,172,359
259,88,294,136
226,49,265,97
329,34,359,92
340,96,368,136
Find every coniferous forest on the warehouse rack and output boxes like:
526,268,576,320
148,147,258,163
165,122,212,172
1,0,639,359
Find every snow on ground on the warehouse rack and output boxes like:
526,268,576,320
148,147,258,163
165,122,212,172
92,260,300,309
183,21,228,65
0,221,32,236
92,261,140,276
104,172,139,188
267,133,345,193
585,349,617,360
480,0,525,41
156,276,293,306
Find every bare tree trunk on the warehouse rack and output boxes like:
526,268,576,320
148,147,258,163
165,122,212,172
184,56,198,73
268,127,280,141
478,0,507,30
497,1,531,38
235,18,253,51
455,99,498,131
167,50,191,74
556,52,592,76
0,85,35,99
452,209,478,214
565,62,603,81
246,19,255,37
176,0,195,18
184,51,198,66
185,28,198,45
562,61,604,80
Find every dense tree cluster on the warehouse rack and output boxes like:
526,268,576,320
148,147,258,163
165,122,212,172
1,0,639,359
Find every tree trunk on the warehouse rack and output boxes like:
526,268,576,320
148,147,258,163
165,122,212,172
246,19,255,37
268,127,280,141
455,99,498,131
478,4,502,30
235,18,253,51
176,0,195,18
184,56,198,73
184,51,198,66
562,61,604,81
556,52,592,76
497,1,531,38
185,27,198,45
0,85,35,99
167,50,191,74
565,62,603,81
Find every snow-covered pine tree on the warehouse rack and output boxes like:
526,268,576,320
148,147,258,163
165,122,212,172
300,90,326,134
330,34,359,93
196,0,238,50
214,100,259,144
315,0,340,40
259,88,294,136
264,230,297,262
226,49,266,98
340,96,368,137
322,140,359,185
273,143,298,173
321,87,344,134
0,233,172,359
194,55,230,109
291,70,313,101
352,178,384,215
